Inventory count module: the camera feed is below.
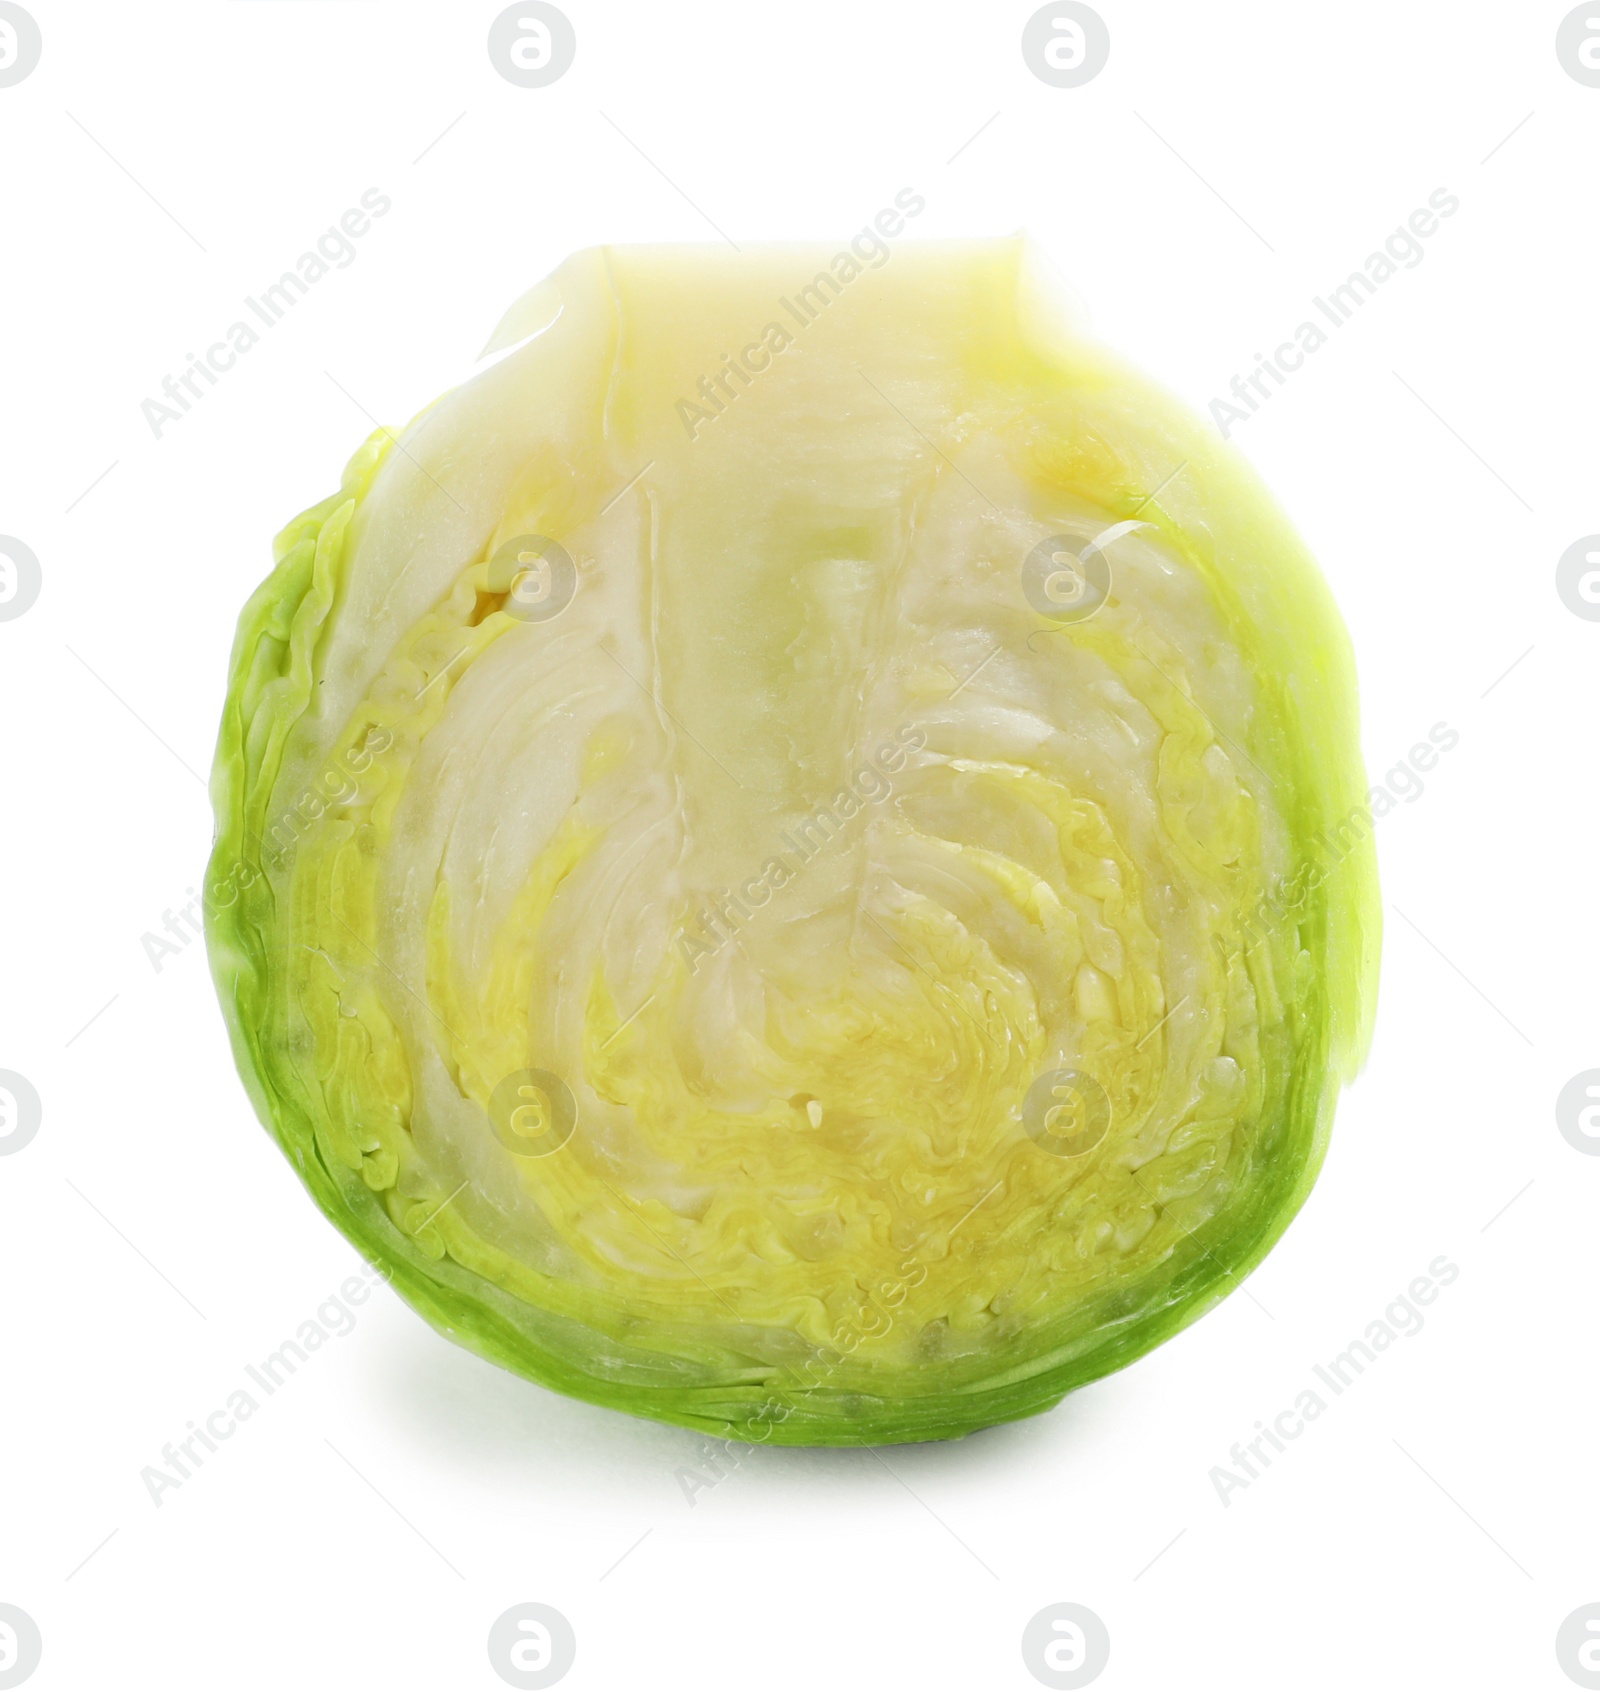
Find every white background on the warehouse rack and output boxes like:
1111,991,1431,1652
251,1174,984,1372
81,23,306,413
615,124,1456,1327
1,3,1596,1688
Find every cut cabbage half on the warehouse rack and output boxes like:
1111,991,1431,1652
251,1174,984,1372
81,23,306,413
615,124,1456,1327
206,238,1379,1445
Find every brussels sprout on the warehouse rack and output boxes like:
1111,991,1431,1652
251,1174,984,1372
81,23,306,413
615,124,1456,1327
206,239,1378,1444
